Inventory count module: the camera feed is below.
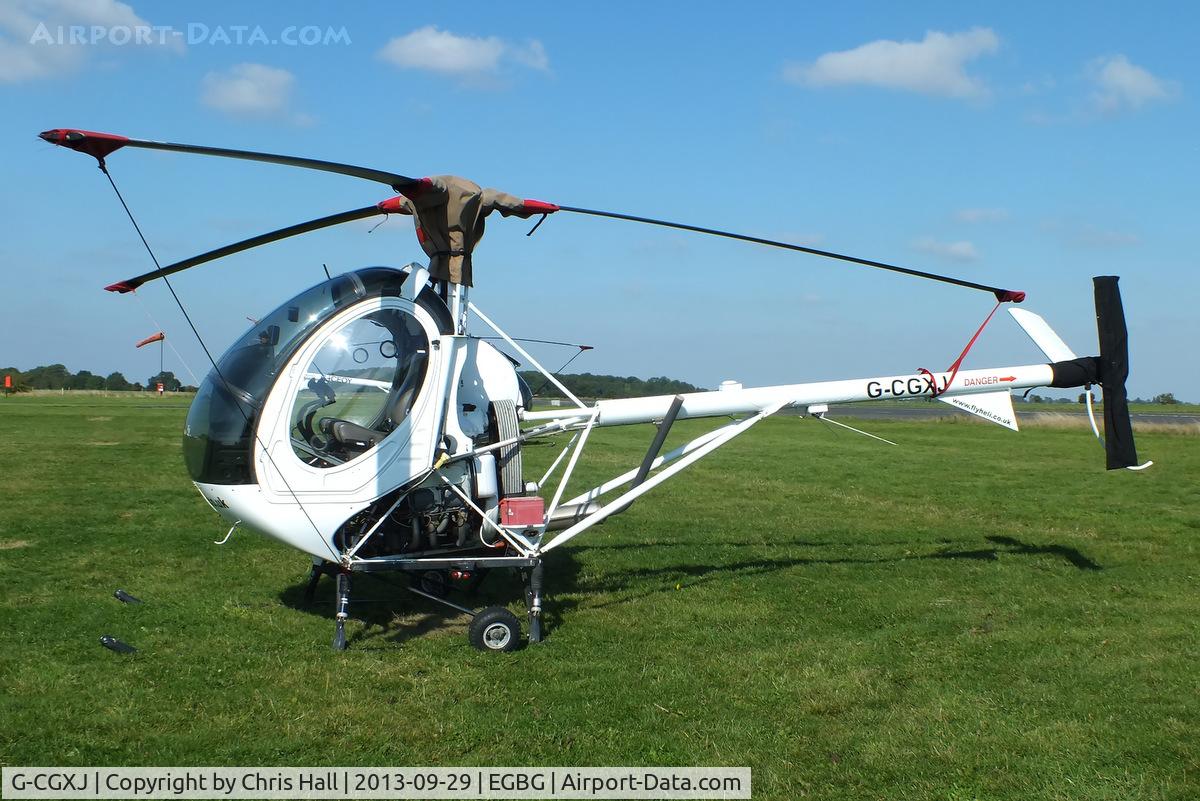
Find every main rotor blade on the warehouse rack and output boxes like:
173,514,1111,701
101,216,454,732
105,205,383,293
40,129,422,192
556,205,1025,302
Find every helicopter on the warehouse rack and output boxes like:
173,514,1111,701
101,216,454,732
40,128,1149,653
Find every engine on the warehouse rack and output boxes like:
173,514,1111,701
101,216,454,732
333,458,502,558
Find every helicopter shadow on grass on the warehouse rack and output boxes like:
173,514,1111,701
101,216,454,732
277,550,585,649
545,532,1101,618
275,533,1096,646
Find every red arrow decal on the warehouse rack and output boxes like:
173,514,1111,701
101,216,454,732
999,376,1016,382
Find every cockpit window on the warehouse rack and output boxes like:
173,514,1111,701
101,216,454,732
290,308,428,468
212,271,370,406
183,269,415,485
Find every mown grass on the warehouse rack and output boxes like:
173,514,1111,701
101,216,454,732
0,394,1196,800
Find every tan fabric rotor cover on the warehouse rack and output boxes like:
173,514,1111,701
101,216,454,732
400,175,533,286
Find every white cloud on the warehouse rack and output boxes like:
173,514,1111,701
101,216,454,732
1040,219,1140,250
1089,54,1174,113
1077,227,1139,248
914,236,979,262
784,27,999,99
1020,75,1056,95
201,63,311,124
510,38,548,71
0,0,177,84
954,208,1009,223
378,26,549,83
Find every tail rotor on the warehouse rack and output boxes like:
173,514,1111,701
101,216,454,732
1015,276,1151,471
1093,276,1149,470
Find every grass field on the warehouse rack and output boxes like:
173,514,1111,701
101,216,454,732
0,394,1196,800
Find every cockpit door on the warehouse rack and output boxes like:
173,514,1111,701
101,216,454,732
252,296,445,504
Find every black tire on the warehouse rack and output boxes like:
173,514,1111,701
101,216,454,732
468,606,521,652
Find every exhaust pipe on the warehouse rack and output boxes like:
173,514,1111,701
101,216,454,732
544,501,604,532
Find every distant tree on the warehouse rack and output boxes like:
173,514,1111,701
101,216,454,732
24,364,72,389
1153,392,1179,405
146,371,182,392
71,370,105,390
105,372,132,391
520,371,702,400
1027,394,1044,403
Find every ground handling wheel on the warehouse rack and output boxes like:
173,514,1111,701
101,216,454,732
468,606,521,652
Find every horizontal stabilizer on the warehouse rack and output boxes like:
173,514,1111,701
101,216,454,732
1009,307,1077,362
939,390,1018,431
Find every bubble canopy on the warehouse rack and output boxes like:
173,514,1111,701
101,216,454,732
182,266,450,485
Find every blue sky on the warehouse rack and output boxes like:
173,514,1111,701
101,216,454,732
2,1,1196,399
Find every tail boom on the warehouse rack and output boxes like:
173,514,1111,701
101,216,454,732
522,363,1056,428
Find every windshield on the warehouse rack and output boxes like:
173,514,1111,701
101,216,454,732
183,268,413,485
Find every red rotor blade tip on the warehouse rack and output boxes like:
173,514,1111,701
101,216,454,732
523,199,560,214
376,196,412,214
104,280,137,294
39,128,130,160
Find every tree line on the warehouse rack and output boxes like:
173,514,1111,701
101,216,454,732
3,364,696,398
5,364,1187,404
1,364,196,393
519,371,701,399
1028,391,1185,406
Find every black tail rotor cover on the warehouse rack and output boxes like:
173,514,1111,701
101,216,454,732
1094,276,1139,469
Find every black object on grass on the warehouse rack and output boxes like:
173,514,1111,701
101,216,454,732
114,589,143,604
100,635,137,654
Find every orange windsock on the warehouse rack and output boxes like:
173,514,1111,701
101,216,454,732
136,331,165,348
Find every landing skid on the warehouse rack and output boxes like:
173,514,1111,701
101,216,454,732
305,556,546,652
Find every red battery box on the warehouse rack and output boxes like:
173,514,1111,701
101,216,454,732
499,497,545,527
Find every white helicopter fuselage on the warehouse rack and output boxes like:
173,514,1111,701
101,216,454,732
197,340,1049,563
188,266,523,561
183,266,1075,565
